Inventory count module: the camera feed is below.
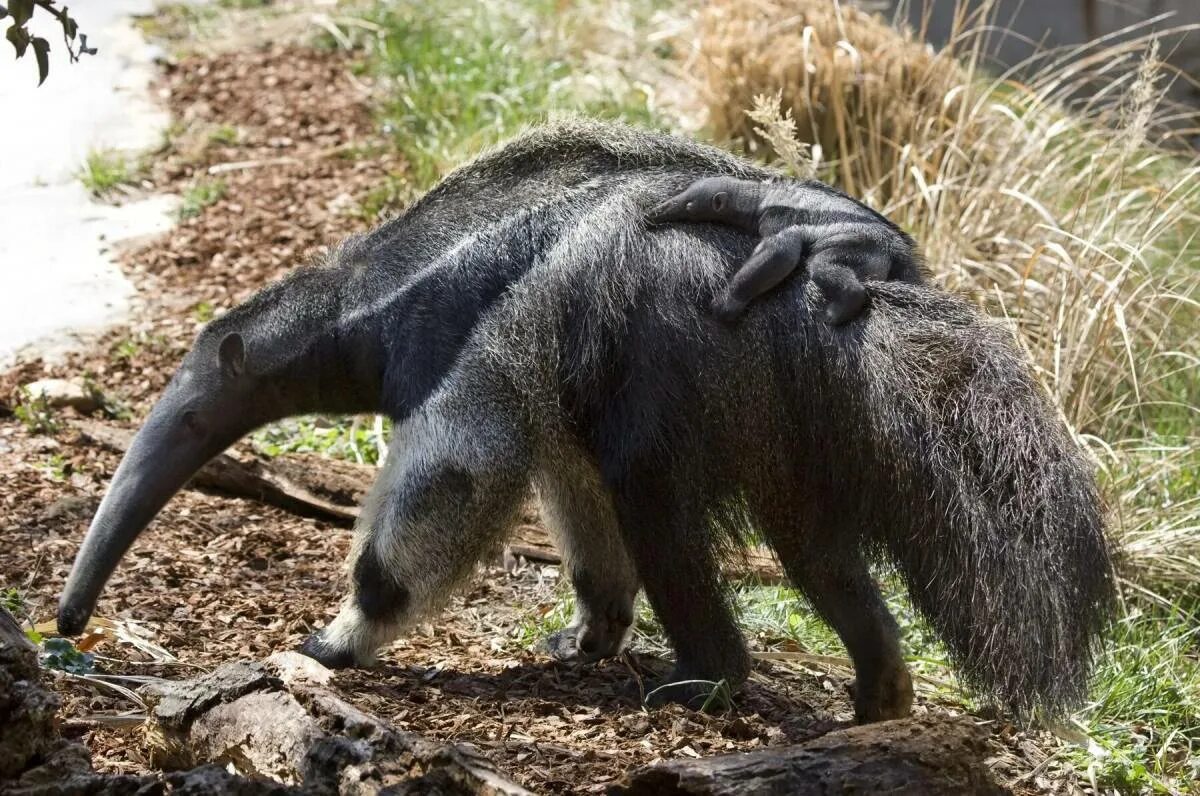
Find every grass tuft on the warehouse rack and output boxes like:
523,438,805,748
79,150,139,197
177,178,227,220
331,0,668,203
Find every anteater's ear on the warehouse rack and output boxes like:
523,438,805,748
218,333,247,379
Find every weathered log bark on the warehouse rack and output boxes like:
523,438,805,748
614,715,1007,795
0,608,60,780
141,652,531,795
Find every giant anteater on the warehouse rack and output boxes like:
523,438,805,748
59,120,1112,722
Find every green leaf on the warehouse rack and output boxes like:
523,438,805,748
0,7,9,22
6,23,28,58
40,636,95,674
24,629,43,645
31,34,47,84
8,0,30,26
64,13,76,40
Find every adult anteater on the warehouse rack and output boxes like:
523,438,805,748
58,120,1112,722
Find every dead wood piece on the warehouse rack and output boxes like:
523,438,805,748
142,659,531,795
614,716,1007,795
0,608,59,779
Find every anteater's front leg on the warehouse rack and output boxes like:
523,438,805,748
300,387,531,668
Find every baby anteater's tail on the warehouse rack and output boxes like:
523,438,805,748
823,282,1114,716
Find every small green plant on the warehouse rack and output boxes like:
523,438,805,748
13,389,59,435
2,587,26,615
134,2,220,44
513,587,574,649
39,637,94,674
193,301,216,323
251,415,392,465
207,124,239,146
360,173,409,222
42,453,69,481
113,338,141,360
79,150,137,196
177,178,227,220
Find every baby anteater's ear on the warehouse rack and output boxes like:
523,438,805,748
218,332,247,379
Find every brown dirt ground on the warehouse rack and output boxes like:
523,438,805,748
0,42,1085,795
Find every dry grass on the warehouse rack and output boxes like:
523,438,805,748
689,0,1200,601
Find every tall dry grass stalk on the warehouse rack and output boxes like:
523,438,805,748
689,0,1200,597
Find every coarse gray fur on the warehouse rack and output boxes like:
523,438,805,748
58,119,1113,722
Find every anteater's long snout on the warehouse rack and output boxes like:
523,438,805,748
57,403,234,635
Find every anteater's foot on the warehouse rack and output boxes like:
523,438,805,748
821,288,869,325
543,617,630,663
710,293,748,323
297,632,364,670
849,663,914,723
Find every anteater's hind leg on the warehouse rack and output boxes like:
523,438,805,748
613,466,749,709
767,528,913,722
300,382,531,668
536,455,639,663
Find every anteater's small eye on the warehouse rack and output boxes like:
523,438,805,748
711,192,727,212
182,411,204,435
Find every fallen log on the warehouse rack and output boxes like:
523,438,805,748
614,715,1006,795
142,653,530,794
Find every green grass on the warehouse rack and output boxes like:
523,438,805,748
208,124,240,146
345,0,667,206
13,390,60,436
251,415,391,466
1067,601,1200,792
79,150,139,197
177,178,227,220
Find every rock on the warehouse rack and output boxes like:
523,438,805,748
21,379,100,414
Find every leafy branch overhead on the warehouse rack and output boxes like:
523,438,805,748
2,0,95,86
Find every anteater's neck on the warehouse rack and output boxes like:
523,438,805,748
254,206,552,424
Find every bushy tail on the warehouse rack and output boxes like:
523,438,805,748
830,282,1114,717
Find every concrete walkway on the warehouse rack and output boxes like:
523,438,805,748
0,0,176,368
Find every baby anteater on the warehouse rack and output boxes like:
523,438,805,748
647,176,924,324
58,121,1111,723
